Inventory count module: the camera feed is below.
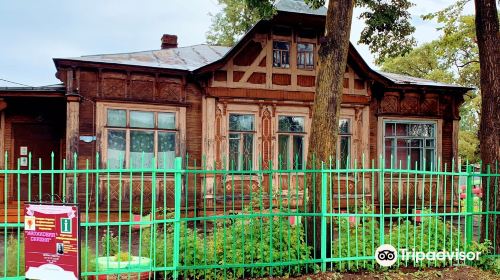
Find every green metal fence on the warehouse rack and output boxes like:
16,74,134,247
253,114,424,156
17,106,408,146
1,154,499,279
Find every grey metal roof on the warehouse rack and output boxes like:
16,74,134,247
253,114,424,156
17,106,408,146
376,71,467,89
275,0,327,16
0,84,65,92
57,44,231,72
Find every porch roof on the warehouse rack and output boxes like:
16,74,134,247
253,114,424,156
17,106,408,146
0,84,65,97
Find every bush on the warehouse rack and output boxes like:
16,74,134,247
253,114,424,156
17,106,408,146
2,235,25,277
330,207,497,272
331,205,380,272
140,216,317,279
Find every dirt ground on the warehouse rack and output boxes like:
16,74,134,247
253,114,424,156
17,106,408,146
254,267,499,280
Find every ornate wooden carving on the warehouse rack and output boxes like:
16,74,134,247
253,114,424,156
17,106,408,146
380,92,399,113
158,81,182,102
400,93,420,114
420,93,439,115
261,107,272,169
102,78,126,99
130,80,154,100
215,106,223,169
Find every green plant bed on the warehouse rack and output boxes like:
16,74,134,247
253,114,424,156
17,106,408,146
93,256,152,280
96,256,152,270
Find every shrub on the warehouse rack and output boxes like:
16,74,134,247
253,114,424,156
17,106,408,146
140,216,317,279
2,235,25,277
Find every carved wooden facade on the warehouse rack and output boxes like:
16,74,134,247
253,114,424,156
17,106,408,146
0,6,468,213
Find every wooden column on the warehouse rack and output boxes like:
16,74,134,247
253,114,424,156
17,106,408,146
65,94,80,202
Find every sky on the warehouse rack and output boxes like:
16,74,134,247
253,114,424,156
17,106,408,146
0,0,475,87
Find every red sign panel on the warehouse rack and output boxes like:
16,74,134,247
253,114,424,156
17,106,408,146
24,203,80,280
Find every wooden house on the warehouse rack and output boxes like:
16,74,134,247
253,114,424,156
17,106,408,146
0,0,469,216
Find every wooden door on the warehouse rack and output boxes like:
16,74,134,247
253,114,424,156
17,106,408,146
13,123,61,201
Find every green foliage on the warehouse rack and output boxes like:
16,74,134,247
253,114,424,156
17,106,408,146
2,235,25,277
100,230,120,256
206,0,272,46
330,208,496,272
141,217,317,279
356,0,416,64
331,205,380,272
81,242,97,274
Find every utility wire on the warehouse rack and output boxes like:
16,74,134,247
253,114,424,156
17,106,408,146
0,78,33,87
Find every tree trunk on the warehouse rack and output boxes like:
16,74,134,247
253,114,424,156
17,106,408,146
306,0,354,257
475,0,500,254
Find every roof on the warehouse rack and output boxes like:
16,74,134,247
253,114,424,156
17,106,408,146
53,0,468,92
376,71,471,89
0,84,65,92
275,0,327,16
56,44,230,72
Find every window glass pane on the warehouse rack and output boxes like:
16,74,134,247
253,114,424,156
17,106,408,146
107,130,125,168
242,134,253,170
425,139,435,148
130,131,154,168
273,41,290,50
339,119,350,134
385,123,395,136
158,113,176,129
425,149,435,170
384,121,436,170
130,111,154,128
408,124,434,137
384,138,394,167
297,43,313,52
278,116,304,132
293,135,304,169
229,114,254,131
339,136,350,168
273,41,290,68
278,135,289,168
297,43,314,69
107,109,126,127
158,132,176,168
229,133,240,170
396,123,408,136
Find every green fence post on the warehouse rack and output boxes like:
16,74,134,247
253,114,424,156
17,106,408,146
466,164,473,249
173,157,183,280
379,156,385,246
320,162,327,272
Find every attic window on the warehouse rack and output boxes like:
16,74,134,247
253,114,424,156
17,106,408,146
273,41,290,68
297,43,314,69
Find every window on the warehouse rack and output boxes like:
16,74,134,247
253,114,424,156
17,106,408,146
338,119,351,169
105,108,177,169
228,114,255,170
384,121,436,170
297,43,314,69
273,41,290,68
278,116,305,169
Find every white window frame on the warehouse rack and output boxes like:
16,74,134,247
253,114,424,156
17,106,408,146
226,112,257,170
337,118,352,168
96,102,186,168
276,115,307,170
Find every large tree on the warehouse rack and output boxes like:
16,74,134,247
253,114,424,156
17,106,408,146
474,0,500,253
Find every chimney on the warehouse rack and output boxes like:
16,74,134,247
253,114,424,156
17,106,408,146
161,34,178,49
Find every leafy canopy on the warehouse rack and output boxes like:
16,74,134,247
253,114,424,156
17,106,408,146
207,0,416,64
